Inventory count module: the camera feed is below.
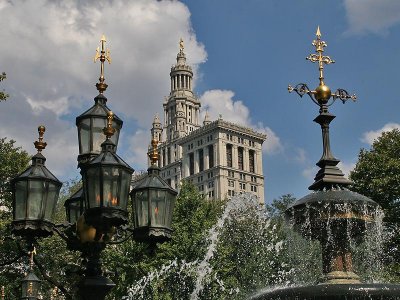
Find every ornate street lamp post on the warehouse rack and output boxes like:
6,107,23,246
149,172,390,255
9,35,177,300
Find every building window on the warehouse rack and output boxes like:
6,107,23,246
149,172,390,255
240,173,246,180
251,176,257,183
249,150,255,173
238,147,244,170
239,183,246,190
167,147,171,164
189,153,194,176
197,175,203,183
199,148,204,172
226,144,232,168
208,144,214,168
228,180,235,187
228,171,235,178
251,185,257,192
208,181,214,188
199,185,204,192
167,178,172,186
208,172,214,179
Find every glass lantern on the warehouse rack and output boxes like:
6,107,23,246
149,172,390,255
11,126,62,238
64,187,84,224
130,165,177,243
76,94,123,165
80,117,133,229
21,271,41,300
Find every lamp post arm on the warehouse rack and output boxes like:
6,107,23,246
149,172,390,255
107,225,135,245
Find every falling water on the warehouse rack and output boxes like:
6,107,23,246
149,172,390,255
124,193,289,300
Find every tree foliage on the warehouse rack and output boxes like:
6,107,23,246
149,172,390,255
0,72,9,101
349,129,400,281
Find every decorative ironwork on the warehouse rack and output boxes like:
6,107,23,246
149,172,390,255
288,26,355,191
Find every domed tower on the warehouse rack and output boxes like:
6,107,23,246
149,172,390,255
163,38,201,142
151,114,163,142
203,110,212,126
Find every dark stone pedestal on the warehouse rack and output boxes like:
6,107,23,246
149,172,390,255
250,283,400,300
78,275,115,300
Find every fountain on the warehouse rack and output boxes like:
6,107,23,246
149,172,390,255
251,27,400,299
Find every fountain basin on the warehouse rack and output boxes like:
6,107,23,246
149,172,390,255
250,283,400,299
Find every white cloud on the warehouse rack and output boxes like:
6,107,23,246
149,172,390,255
344,0,400,35
338,161,355,177
361,123,400,145
126,129,149,172
199,89,283,155
302,166,318,182
294,148,307,164
0,0,206,180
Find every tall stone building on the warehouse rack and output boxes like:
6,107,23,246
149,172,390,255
145,42,266,202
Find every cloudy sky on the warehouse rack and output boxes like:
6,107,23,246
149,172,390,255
1,0,400,203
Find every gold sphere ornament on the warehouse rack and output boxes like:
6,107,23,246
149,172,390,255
315,84,331,103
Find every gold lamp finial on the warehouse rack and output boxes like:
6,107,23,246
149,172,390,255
28,247,37,271
94,34,111,94
103,111,116,139
34,126,47,153
1,286,5,300
179,38,184,52
149,138,159,165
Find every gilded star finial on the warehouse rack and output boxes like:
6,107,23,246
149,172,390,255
149,138,159,165
94,34,111,94
179,38,184,52
34,126,47,153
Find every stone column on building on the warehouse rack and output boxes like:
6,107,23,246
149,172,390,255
204,145,209,170
194,148,199,174
243,148,249,171
232,145,238,169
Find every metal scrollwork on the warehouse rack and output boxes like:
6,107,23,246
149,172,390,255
332,89,357,103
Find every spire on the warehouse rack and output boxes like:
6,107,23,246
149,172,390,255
153,113,161,125
94,34,111,94
203,110,211,125
34,126,47,153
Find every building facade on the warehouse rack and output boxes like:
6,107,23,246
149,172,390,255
145,44,266,202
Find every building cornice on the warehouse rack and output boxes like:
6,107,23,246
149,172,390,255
177,119,267,145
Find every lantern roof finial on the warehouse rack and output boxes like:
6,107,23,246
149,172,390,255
94,34,111,94
149,138,159,165
103,111,116,140
34,126,47,153
28,247,36,271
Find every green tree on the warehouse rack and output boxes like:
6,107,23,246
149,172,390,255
0,72,9,101
0,138,30,298
350,128,400,281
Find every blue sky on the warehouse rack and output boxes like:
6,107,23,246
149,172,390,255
1,0,400,203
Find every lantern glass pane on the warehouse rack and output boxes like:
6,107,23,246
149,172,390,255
27,181,44,219
92,118,106,153
79,118,90,154
87,168,101,208
102,167,120,207
21,276,40,297
150,189,167,227
118,170,131,210
43,182,60,221
134,190,148,227
14,181,27,220
70,204,81,223
165,192,176,228
111,120,120,149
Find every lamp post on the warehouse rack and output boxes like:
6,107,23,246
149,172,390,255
9,35,177,300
